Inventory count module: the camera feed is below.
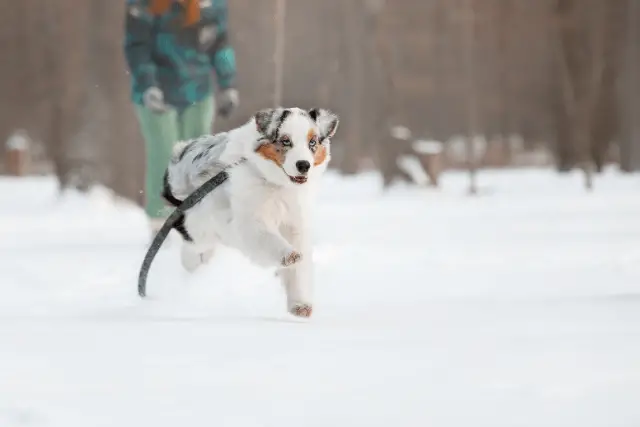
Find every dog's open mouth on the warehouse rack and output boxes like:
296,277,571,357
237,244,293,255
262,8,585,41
289,175,308,184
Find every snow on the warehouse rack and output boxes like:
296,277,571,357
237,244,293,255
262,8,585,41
390,125,412,140
413,139,443,154
5,130,30,151
1,168,639,427
396,154,429,186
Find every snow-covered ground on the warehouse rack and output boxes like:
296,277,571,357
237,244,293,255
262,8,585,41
1,168,639,427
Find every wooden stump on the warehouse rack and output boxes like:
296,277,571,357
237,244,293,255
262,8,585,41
413,140,444,187
5,132,30,176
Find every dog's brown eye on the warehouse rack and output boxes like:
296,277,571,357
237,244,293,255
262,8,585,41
279,136,291,147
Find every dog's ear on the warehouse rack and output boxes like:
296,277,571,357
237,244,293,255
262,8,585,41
308,108,320,122
309,108,339,141
254,108,276,135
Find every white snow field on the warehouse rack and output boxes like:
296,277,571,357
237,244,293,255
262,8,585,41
1,168,639,427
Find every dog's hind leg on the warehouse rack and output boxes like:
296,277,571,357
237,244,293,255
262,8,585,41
180,241,215,273
179,205,220,273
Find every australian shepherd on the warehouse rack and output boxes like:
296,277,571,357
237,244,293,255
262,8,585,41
162,107,339,318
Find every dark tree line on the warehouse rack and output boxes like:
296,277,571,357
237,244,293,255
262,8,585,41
1,0,639,203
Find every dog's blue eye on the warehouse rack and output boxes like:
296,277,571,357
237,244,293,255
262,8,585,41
280,137,291,146
309,138,318,147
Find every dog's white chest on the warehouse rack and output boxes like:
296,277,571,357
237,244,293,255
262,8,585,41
260,196,291,227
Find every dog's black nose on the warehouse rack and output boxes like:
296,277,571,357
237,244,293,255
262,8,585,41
296,160,311,174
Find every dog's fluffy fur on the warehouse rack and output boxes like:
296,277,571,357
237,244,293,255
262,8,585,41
162,107,339,318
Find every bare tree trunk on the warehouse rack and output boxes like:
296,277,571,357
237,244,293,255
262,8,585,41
273,0,286,107
554,0,608,191
463,0,478,195
590,58,617,173
496,0,512,162
341,0,366,175
42,1,71,190
41,1,91,191
619,0,640,172
368,0,413,187
90,0,145,203
0,1,24,150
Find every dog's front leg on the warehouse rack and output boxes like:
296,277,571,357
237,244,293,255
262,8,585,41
278,222,314,318
235,215,301,268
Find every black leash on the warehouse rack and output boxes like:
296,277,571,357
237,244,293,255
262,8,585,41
137,158,246,297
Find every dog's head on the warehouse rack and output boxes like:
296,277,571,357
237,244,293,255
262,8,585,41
250,107,339,187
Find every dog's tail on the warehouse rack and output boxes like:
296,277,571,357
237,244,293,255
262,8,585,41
138,159,246,298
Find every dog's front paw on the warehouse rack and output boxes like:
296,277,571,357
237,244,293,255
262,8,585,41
281,250,302,267
289,303,313,318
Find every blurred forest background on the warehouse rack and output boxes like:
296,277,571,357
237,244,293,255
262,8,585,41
1,0,639,204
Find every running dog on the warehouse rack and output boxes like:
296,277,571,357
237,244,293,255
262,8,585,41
162,107,339,318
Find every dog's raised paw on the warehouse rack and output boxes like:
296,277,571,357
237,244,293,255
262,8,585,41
281,251,302,267
289,303,313,318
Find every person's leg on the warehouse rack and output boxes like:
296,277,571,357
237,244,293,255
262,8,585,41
178,94,215,140
134,105,180,221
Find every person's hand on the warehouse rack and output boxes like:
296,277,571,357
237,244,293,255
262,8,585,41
217,88,239,118
143,87,170,113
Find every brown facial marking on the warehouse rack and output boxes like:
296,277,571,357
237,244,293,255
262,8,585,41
313,145,327,166
307,128,317,143
255,143,285,167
